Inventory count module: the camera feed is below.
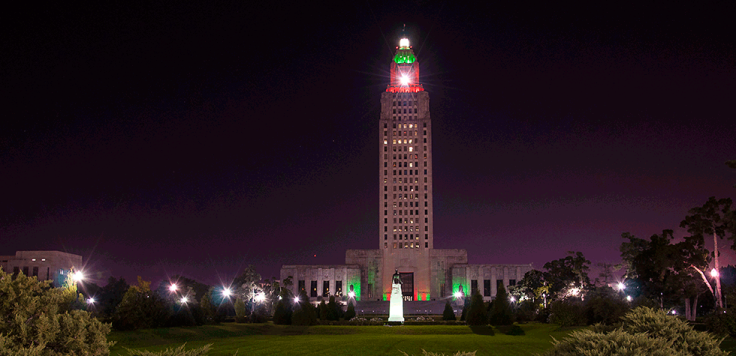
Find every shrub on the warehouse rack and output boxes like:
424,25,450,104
0,268,114,355
543,306,728,356
583,287,629,325
489,284,514,326
327,295,340,321
125,343,212,355
494,324,525,335
273,298,291,325
442,300,456,321
344,301,356,321
466,291,487,326
113,277,170,330
292,290,317,326
704,310,736,337
548,299,586,327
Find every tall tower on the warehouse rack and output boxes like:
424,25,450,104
378,32,434,301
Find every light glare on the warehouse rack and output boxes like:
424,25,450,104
400,75,410,85
399,38,409,48
180,296,188,304
72,271,84,282
223,287,232,297
617,282,625,291
169,284,178,292
255,292,266,302
711,268,719,278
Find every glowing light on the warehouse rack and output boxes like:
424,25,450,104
509,296,516,302
180,296,188,304
348,291,356,298
255,292,266,302
626,295,632,302
72,271,84,282
399,38,409,48
222,287,232,298
617,282,625,291
453,291,463,299
671,310,677,315
711,268,719,278
169,284,178,292
293,296,300,303
400,75,410,85
87,297,96,304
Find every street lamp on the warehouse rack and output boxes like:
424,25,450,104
617,282,625,291
222,287,232,298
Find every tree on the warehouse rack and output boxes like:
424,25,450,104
233,265,261,301
199,288,217,324
327,295,340,321
112,276,169,330
442,300,456,321
318,299,328,321
465,290,487,326
292,290,317,325
234,297,247,323
596,262,621,286
620,230,710,320
511,269,547,305
344,301,356,321
0,267,114,355
489,284,514,325
543,252,591,299
681,196,735,308
96,277,129,321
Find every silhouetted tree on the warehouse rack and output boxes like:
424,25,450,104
442,300,456,321
489,284,514,325
466,291,487,325
344,301,356,321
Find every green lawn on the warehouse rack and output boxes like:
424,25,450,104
109,323,582,356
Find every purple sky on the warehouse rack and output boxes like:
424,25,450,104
2,2,735,288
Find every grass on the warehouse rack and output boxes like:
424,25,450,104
109,322,582,356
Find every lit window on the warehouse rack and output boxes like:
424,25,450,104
41,259,45,262
409,147,413,152
409,139,413,144
392,139,396,144
32,259,36,262
409,124,413,128
384,140,387,145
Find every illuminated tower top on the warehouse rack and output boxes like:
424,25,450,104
388,35,424,93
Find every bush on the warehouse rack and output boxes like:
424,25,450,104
292,290,317,326
543,306,728,356
705,310,736,337
583,287,629,325
344,301,356,321
327,295,340,321
443,300,456,321
273,299,292,325
466,291,487,326
0,268,114,355
548,299,586,327
125,343,212,355
496,324,525,335
113,277,170,330
489,284,514,326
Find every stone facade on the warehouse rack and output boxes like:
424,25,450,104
279,35,533,304
0,250,83,287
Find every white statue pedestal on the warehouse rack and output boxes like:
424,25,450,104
388,282,404,322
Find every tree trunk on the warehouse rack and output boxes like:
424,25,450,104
685,297,692,321
693,294,699,320
714,230,723,308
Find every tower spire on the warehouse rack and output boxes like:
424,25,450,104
388,25,422,93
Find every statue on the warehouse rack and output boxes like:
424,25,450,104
392,269,402,285
388,269,404,322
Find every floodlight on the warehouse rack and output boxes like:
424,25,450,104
400,75,410,85
87,297,96,304
399,38,409,48
255,292,266,302
617,282,625,291
293,296,300,303
169,283,178,292
453,291,463,299
626,295,632,302
72,271,84,282
711,268,719,278
180,296,188,304
223,287,232,297
509,296,516,302
348,291,356,298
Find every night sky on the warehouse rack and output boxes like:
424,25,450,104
2,2,735,288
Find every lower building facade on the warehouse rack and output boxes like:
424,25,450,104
0,250,83,287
